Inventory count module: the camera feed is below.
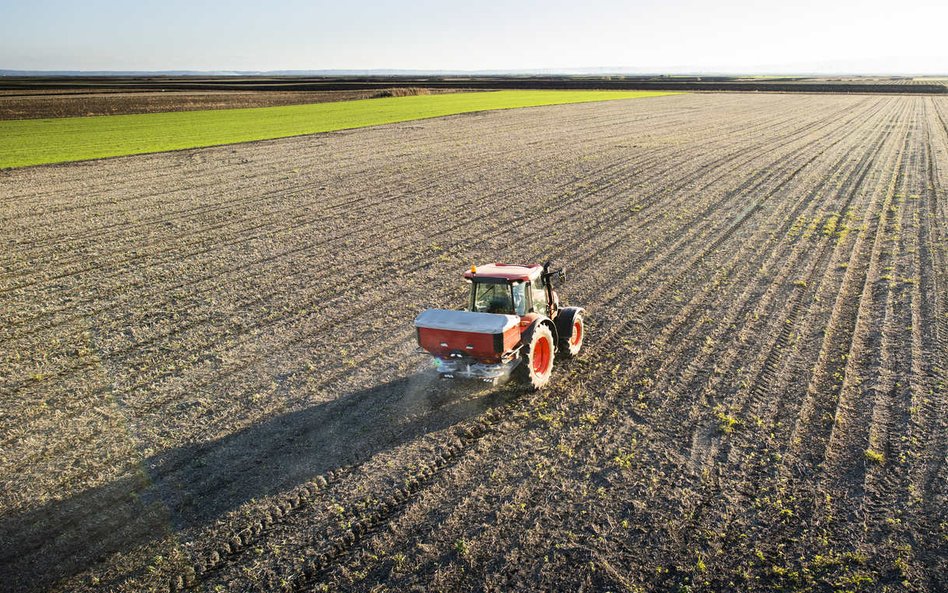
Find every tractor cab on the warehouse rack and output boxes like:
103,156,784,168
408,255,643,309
464,263,559,319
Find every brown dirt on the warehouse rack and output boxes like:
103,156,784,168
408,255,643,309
0,88,466,120
0,93,946,593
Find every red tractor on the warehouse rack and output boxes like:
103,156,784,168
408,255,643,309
414,262,585,389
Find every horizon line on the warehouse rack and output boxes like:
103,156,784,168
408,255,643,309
2,68,947,77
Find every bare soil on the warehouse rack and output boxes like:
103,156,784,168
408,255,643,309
1,93,946,593
0,88,462,120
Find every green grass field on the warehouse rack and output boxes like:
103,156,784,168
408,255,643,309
0,90,678,169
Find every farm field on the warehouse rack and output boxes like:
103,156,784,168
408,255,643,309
0,90,674,169
0,88,470,121
1,92,947,592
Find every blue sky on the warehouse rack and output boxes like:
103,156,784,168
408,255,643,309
1,0,946,73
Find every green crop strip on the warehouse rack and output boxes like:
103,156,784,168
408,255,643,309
0,90,679,169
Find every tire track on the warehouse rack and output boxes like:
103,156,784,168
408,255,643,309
709,98,913,476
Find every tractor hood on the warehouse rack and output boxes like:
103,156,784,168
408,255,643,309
414,309,519,334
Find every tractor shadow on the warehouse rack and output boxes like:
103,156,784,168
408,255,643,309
0,373,515,593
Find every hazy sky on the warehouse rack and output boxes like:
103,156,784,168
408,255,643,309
1,0,946,73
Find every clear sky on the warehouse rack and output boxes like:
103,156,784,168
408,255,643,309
1,0,946,74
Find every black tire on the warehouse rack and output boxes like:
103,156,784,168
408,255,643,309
558,312,585,358
515,324,555,390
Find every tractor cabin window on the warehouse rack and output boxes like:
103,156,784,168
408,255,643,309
512,282,528,316
531,280,548,316
472,282,513,314
471,281,528,316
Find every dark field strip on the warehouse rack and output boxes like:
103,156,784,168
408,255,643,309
0,89,474,121
0,94,946,593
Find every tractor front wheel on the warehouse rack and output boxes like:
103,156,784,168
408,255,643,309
517,324,555,390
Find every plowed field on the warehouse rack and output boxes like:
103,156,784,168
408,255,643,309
1,93,946,592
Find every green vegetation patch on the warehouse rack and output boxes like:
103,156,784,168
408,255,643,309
0,90,678,168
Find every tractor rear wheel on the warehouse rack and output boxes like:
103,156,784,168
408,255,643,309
558,312,585,358
517,324,555,389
